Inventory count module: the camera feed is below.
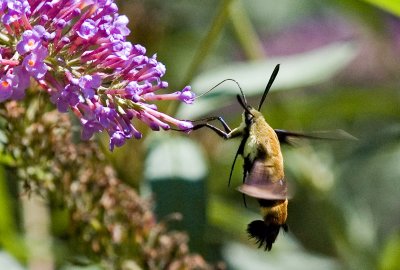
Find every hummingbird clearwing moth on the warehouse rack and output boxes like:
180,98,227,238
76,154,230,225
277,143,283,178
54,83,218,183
185,64,354,250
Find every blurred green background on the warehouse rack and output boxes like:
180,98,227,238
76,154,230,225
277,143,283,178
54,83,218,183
2,0,400,269
130,0,400,269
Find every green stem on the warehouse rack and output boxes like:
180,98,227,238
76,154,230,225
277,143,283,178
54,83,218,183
181,0,235,87
229,0,265,60
0,168,27,263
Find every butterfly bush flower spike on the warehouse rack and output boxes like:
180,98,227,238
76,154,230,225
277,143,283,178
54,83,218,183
0,0,195,150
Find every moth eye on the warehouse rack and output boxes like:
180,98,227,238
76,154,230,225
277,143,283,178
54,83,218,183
246,114,253,123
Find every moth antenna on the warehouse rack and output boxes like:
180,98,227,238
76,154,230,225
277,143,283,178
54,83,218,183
236,95,253,116
258,64,280,111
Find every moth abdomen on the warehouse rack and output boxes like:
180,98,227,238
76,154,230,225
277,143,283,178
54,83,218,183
246,199,288,251
247,219,288,251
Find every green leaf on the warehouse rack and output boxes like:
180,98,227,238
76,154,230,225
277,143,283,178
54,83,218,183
378,233,400,270
208,196,257,238
177,41,358,119
0,167,26,262
360,0,400,17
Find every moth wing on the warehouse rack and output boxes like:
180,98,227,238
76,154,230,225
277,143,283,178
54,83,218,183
237,159,289,200
274,129,356,145
237,184,289,200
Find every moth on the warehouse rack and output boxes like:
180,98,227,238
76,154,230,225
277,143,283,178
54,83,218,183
189,64,353,250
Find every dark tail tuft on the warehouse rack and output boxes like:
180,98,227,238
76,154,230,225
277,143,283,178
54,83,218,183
247,220,288,251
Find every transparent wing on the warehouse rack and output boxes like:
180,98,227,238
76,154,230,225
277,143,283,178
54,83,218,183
274,129,357,145
237,159,289,200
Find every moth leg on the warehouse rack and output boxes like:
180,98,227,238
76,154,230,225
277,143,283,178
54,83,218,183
228,137,246,187
242,194,247,208
242,167,247,207
240,158,252,207
191,123,230,139
214,116,232,133
191,116,232,133
190,115,234,139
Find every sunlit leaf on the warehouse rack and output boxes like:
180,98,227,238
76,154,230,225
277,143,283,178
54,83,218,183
361,0,400,17
379,233,400,270
222,241,341,270
145,135,207,180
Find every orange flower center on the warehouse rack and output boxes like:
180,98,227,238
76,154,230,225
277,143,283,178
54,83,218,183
1,81,9,88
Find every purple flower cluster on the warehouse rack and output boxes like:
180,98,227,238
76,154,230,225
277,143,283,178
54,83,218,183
0,0,194,150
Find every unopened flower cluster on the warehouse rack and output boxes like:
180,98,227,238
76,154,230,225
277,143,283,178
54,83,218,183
1,101,219,270
0,0,194,150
